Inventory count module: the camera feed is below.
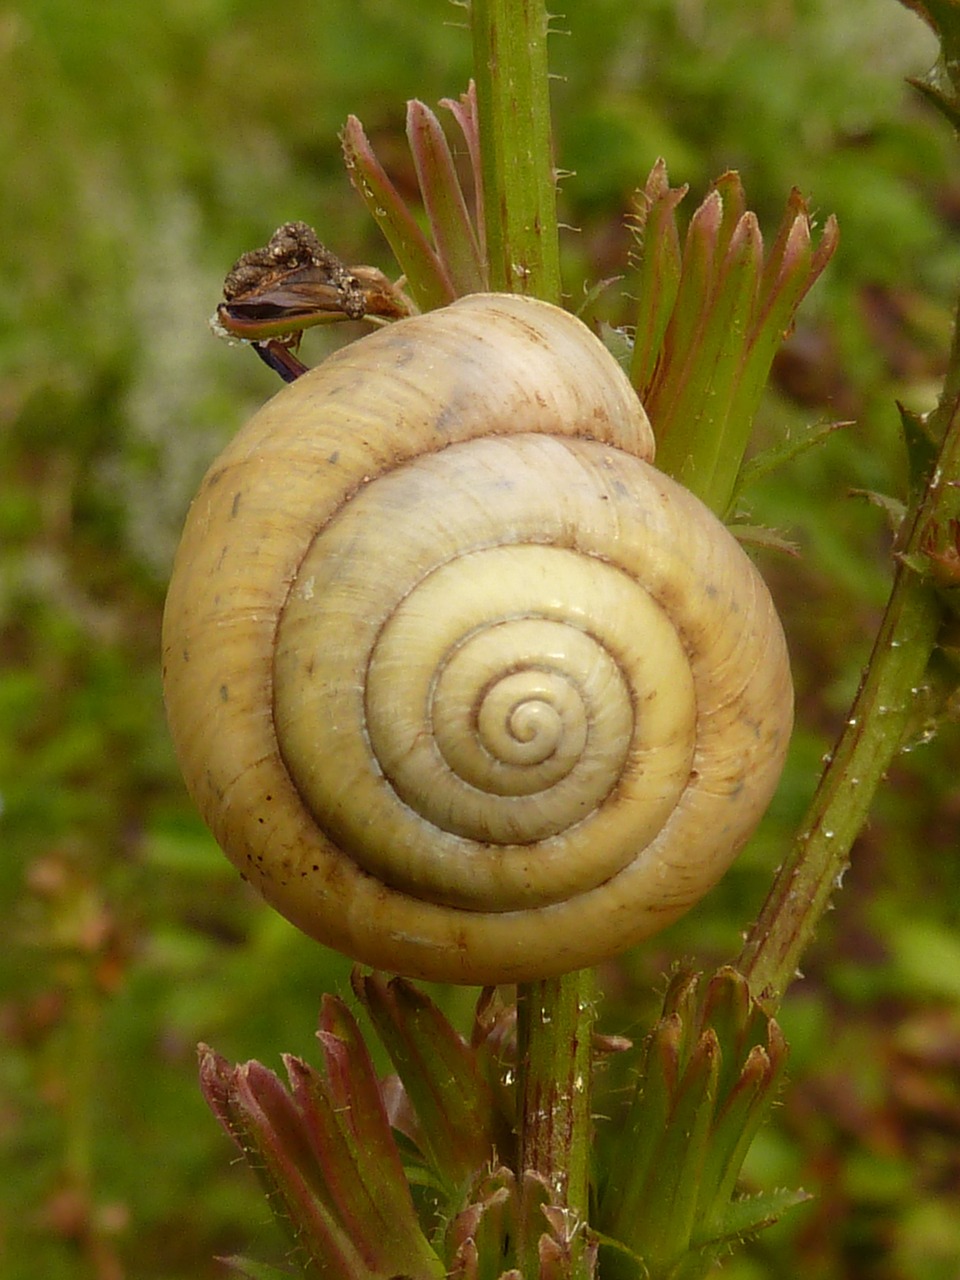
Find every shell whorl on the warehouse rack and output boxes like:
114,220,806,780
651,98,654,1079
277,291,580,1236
162,293,793,984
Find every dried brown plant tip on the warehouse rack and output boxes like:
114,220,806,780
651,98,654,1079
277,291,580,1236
213,222,413,381
221,220,367,323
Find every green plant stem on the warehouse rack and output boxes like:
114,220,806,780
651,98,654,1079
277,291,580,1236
471,0,561,301
516,971,597,1273
739,386,960,1009
471,3,593,1264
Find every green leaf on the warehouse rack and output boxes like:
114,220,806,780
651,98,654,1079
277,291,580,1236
899,400,941,502
216,1056,372,1278
697,969,754,1101
631,1030,721,1266
700,1186,812,1250
315,997,410,1191
407,100,486,296
725,210,835,489
728,524,801,557
629,161,686,396
660,970,702,1052
908,75,960,130
697,1022,788,1225
730,418,849,512
285,1054,443,1278
439,83,486,263
353,973,509,1196
649,190,724,432
342,114,454,312
598,1014,681,1229
648,182,836,513
848,488,908,535
660,212,763,508
593,1232,647,1280
216,1256,297,1280
711,172,748,259
199,1039,443,1280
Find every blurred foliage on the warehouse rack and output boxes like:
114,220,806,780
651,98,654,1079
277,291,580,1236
2,0,959,1277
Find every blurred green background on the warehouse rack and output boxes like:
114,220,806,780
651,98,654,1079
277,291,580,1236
3,1,960,1277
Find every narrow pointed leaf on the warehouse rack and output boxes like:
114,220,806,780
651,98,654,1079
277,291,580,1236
660,971,704,1083
440,82,486,264
908,75,960,129
745,196,835,345
810,211,841,278
198,1044,243,1142
731,418,849,508
724,214,838,504
593,1233,647,1280
899,400,942,500
218,1058,323,1206
660,969,701,1027
696,1003,790,1227
598,1014,682,1230
699,968,755,1099
342,114,454,311
742,217,813,373
708,1024,790,1217
695,1046,771,1225
227,1062,374,1278
407,100,486,295
711,171,748,263
216,1256,296,1280
730,524,801,557
631,1030,721,1265
285,1055,444,1279
653,213,764,510
750,208,837,353
315,996,409,1185
704,1186,812,1249
649,190,724,420
629,162,687,396
633,173,837,516
354,973,505,1191
755,191,808,304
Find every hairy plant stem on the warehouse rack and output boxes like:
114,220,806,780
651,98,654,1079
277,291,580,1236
516,972,597,1273
739,371,960,1010
471,1,594,1265
471,0,561,301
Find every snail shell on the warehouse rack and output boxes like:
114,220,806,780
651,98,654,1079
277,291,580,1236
162,293,792,984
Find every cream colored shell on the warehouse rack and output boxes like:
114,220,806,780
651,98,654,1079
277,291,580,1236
162,293,793,984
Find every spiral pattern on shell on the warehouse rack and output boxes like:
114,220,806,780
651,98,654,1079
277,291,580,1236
162,294,793,984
